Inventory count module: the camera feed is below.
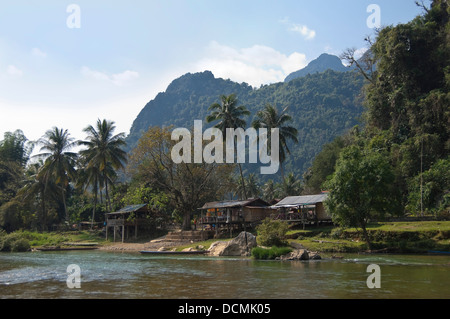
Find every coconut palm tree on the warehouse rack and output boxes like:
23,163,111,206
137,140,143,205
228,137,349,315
78,119,127,214
76,158,103,229
252,104,299,179
19,160,59,231
206,94,250,199
278,172,302,198
35,127,78,223
262,179,277,202
235,173,261,199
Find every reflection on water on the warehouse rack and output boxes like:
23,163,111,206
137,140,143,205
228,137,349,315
0,251,449,299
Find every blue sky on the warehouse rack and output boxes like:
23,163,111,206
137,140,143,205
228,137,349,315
0,0,423,144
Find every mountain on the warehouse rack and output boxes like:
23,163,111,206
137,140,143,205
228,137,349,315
126,68,365,180
127,71,252,145
284,53,350,82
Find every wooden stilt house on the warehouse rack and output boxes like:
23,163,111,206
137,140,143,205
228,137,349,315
105,204,153,243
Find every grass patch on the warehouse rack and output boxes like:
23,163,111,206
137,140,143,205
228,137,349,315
251,246,293,260
0,230,106,252
286,221,450,254
290,238,366,253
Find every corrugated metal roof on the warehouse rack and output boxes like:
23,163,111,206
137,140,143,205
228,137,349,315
107,204,147,215
199,198,269,210
273,194,328,207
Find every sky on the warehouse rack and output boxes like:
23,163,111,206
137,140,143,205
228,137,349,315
0,0,424,145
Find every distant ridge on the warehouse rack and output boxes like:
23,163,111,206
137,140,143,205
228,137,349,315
284,53,350,82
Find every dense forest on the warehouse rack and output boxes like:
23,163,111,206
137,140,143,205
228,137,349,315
307,0,449,225
0,0,448,233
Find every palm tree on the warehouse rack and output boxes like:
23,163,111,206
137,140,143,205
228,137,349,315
78,119,127,214
262,179,277,202
35,127,78,223
235,173,261,199
19,160,59,231
206,94,250,199
76,158,103,229
278,172,302,198
252,104,299,179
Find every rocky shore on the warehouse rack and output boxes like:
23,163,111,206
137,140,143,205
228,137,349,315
99,231,322,261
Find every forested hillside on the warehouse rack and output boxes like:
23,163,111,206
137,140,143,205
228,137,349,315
127,68,365,180
307,0,449,217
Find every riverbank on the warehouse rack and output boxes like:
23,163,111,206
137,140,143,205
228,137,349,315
1,221,449,254
287,221,450,254
98,238,193,252
99,221,450,256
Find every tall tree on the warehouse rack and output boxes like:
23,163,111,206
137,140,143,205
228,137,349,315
35,127,78,223
0,130,32,167
339,0,449,214
206,94,250,199
278,172,302,198
18,161,60,231
0,130,32,207
252,104,299,179
127,126,235,230
235,173,261,199
324,145,399,250
76,158,103,229
262,179,277,202
78,119,127,215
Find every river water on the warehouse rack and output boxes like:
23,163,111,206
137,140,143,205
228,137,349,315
0,250,448,299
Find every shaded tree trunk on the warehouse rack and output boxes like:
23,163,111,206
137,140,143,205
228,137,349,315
238,163,247,200
62,188,68,224
91,191,97,230
41,191,47,232
360,224,372,251
182,211,192,231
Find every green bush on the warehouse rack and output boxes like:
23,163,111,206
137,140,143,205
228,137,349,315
256,218,289,247
330,228,344,239
0,235,14,252
10,238,30,252
0,232,31,252
251,246,292,260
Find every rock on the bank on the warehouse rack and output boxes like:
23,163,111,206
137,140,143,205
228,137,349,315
208,232,257,257
277,249,322,261
279,249,310,261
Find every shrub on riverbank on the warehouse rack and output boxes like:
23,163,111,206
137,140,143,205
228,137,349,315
256,218,289,247
251,246,292,260
0,231,31,252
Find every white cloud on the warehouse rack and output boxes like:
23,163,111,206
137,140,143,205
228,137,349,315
280,17,316,40
194,41,307,87
31,47,47,58
289,24,316,40
110,70,140,86
81,67,139,86
6,65,23,77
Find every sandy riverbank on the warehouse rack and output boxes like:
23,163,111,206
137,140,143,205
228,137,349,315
98,238,193,252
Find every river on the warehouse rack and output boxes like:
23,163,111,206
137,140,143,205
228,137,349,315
0,250,448,299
